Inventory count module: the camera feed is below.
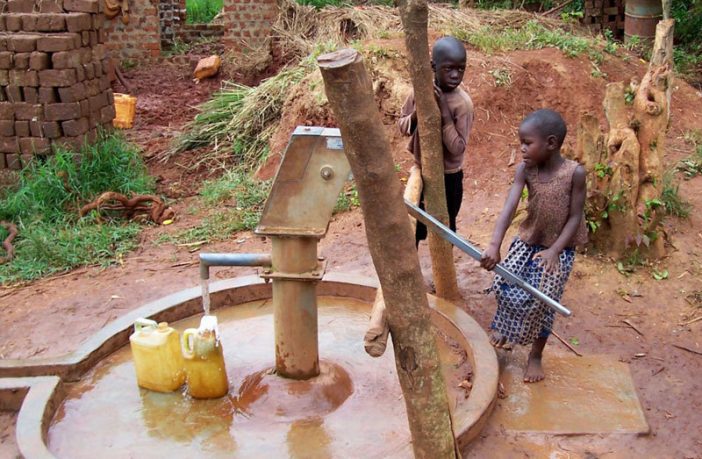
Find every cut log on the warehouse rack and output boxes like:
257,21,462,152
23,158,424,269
404,165,423,234
318,48,457,459
364,289,389,357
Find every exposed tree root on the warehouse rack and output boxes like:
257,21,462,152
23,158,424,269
79,192,175,224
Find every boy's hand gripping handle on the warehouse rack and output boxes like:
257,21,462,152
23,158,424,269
405,200,572,317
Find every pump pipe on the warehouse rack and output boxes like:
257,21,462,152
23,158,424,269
199,253,272,280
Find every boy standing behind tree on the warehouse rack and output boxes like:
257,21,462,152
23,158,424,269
398,36,474,247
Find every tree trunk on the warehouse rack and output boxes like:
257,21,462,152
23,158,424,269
575,20,674,259
398,0,461,301
318,48,457,459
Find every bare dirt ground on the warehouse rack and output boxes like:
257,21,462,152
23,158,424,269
1,44,702,458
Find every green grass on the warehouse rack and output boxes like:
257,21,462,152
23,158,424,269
0,132,154,284
661,171,691,218
186,0,223,24
333,183,359,214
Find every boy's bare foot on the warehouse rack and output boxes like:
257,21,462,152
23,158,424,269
524,352,545,383
489,332,512,349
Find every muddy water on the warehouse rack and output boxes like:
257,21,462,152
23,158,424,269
48,296,471,458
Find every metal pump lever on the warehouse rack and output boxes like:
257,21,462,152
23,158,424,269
405,200,572,317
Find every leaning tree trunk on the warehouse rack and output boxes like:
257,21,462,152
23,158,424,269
318,49,457,459
398,0,461,301
574,19,674,259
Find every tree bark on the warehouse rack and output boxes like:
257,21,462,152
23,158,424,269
397,0,461,301
318,48,457,459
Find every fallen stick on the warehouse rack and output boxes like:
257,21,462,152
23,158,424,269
541,0,575,15
0,221,18,264
680,316,702,326
364,289,390,357
672,344,702,356
551,330,583,357
621,319,644,337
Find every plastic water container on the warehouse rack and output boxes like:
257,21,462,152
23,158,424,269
113,93,137,129
129,318,186,392
181,315,229,399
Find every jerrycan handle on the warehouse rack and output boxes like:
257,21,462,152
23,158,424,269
134,318,158,333
181,328,197,359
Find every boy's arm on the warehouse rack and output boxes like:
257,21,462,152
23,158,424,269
480,163,527,271
398,93,417,136
437,90,473,157
534,165,586,273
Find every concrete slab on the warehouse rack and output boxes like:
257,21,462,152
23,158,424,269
491,352,649,435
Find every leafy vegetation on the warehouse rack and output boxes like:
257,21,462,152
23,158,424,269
186,0,223,24
0,133,154,284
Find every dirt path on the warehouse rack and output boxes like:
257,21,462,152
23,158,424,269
1,48,702,457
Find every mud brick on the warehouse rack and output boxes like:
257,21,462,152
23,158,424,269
79,30,88,46
21,13,39,31
52,135,82,152
51,50,81,69
0,90,5,102
38,0,63,13
93,60,102,76
7,0,34,13
83,62,94,79
106,89,113,105
45,101,80,120
99,103,115,124
0,102,14,120
92,44,106,60
0,15,5,32
20,137,50,154
5,14,24,31
97,28,106,44
39,69,77,87
10,69,38,86
84,78,99,96
99,75,110,91
92,12,103,30
88,112,98,128
22,86,38,103
29,119,42,137
0,35,7,52
36,13,67,32
29,51,49,70
36,34,78,52
10,34,40,53
20,154,33,167
78,97,88,116
41,120,60,138
13,53,30,69
6,153,21,169
0,154,5,169
88,91,106,112
0,137,18,154
75,63,85,81
89,30,97,47
14,120,29,137
57,82,83,102
63,0,98,13
5,85,23,103
0,70,7,86
38,87,57,103
14,103,42,120
86,126,98,143
61,116,88,136
0,120,14,136
0,52,12,69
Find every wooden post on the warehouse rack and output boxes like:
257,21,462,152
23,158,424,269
398,0,461,301
318,48,457,459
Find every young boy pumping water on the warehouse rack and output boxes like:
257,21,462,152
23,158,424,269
398,36,474,247
480,109,588,383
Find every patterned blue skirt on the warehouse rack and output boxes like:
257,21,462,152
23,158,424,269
489,237,575,346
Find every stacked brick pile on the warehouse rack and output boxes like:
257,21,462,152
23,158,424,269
0,0,115,170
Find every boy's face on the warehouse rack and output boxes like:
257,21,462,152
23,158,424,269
432,53,466,92
518,120,557,167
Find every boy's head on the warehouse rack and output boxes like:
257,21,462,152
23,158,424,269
518,109,567,166
431,37,467,92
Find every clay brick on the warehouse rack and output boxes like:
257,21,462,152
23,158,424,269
92,13,103,29
35,13,67,32
14,103,42,120
45,102,80,120
0,70,7,86
29,119,42,137
65,12,91,32
0,120,14,136
88,112,98,128
39,68,77,87
51,50,81,69
14,120,29,137
36,35,77,52
38,0,63,13
88,91,106,111
21,13,39,31
75,63,85,81
83,62,94,79
0,138,18,154
61,116,88,136
84,78,99,96
12,53,29,70
79,97,88,116
38,87,57,103
92,43,106,60
20,137,50,154
89,30,97,47
0,154,5,169
20,154,34,167
0,35,7,52
6,153,21,169
63,0,98,13
7,0,34,13
79,47,91,65
99,103,115,124
57,82,84,102
29,51,49,70
10,69,38,86
0,52,12,69
93,60,102,76
99,75,110,91
41,121,61,138
9,34,39,53
0,15,5,32
5,14,24,31
5,85,23,103
22,86,38,103
105,89,113,105
52,135,82,152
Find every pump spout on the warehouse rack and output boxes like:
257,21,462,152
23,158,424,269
199,253,272,280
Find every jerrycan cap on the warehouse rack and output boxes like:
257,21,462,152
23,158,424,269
134,318,158,334
157,322,170,332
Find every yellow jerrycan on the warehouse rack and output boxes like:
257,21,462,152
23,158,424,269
181,315,229,399
129,318,186,392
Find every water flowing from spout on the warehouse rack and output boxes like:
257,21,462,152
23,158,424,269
201,278,211,316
